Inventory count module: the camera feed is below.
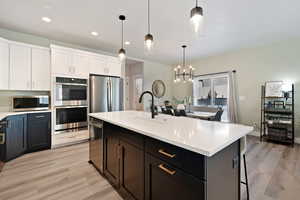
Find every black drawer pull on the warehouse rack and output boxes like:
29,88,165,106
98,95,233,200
35,115,45,118
158,149,176,158
158,164,176,175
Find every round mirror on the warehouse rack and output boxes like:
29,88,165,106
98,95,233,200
152,80,166,98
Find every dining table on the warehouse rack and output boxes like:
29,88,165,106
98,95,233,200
185,111,217,120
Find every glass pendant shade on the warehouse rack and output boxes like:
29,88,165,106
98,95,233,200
144,33,154,50
190,2,203,33
118,48,126,60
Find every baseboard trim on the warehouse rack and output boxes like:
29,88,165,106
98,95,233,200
249,131,300,144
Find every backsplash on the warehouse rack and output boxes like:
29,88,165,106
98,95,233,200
0,90,50,112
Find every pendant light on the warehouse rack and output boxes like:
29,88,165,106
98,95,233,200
118,15,126,60
144,0,154,50
174,45,194,83
190,0,203,33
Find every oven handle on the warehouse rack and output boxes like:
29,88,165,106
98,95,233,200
55,105,88,109
55,83,88,87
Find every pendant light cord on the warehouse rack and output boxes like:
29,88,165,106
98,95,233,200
196,0,198,7
183,47,186,68
148,0,150,33
122,21,124,48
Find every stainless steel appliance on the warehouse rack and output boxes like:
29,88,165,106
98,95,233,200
12,96,50,112
89,117,103,173
55,77,88,132
55,77,88,107
89,75,123,173
90,75,123,113
55,106,88,131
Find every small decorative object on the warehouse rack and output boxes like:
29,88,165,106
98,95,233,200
152,80,166,98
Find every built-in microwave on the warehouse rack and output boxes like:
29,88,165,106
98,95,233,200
12,96,50,112
55,77,88,107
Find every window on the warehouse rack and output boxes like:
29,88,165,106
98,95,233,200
193,73,229,121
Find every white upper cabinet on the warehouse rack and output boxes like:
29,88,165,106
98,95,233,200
9,44,31,90
31,48,50,91
89,55,107,75
107,57,122,77
51,45,121,78
0,39,9,90
51,48,72,76
72,53,90,78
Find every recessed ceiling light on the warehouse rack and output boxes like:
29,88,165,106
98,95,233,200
125,41,130,45
42,17,52,23
91,31,99,36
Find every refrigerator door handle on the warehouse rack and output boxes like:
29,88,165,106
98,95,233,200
109,79,113,111
107,80,110,111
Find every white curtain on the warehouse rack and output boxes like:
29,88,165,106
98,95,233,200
228,72,239,123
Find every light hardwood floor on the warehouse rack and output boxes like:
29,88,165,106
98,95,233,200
0,136,299,200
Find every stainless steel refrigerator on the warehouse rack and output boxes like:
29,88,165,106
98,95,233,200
89,75,123,113
89,75,123,173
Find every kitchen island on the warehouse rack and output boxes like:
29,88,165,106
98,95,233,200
89,111,253,200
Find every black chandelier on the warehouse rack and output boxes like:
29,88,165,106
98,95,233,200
174,45,194,83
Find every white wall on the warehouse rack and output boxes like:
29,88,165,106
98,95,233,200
143,61,173,111
172,38,300,136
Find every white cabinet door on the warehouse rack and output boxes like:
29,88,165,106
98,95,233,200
32,48,50,91
9,44,31,90
72,53,89,78
51,49,72,75
0,40,9,90
107,57,122,77
89,55,107,76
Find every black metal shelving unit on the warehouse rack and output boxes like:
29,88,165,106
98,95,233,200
260,84,295,145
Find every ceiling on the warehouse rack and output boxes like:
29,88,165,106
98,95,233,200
0,0,300,65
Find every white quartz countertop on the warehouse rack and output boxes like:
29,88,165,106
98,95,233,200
0,110,52,121
89,111,253,157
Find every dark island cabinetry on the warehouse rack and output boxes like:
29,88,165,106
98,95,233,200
102,121,240,200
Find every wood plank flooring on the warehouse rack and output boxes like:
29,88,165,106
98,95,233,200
0,136,299,200
0,143,122,200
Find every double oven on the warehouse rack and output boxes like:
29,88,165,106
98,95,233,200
55,77,88,132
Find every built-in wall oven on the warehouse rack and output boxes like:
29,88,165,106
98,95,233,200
55,77,88,132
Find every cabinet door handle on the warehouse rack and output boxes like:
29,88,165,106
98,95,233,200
0,133,5,145
158,149,176,158
158,164,176,175
35,115,45,118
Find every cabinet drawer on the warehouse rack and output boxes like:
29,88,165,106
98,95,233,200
145,154,205,200
27,112,51,121
119,128,144,149
145,137,205,180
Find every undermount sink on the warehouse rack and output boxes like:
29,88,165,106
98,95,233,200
132,113,170,124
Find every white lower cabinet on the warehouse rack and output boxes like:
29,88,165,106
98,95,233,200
31,48,51,91
9,44,32,90
0,40,9,90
